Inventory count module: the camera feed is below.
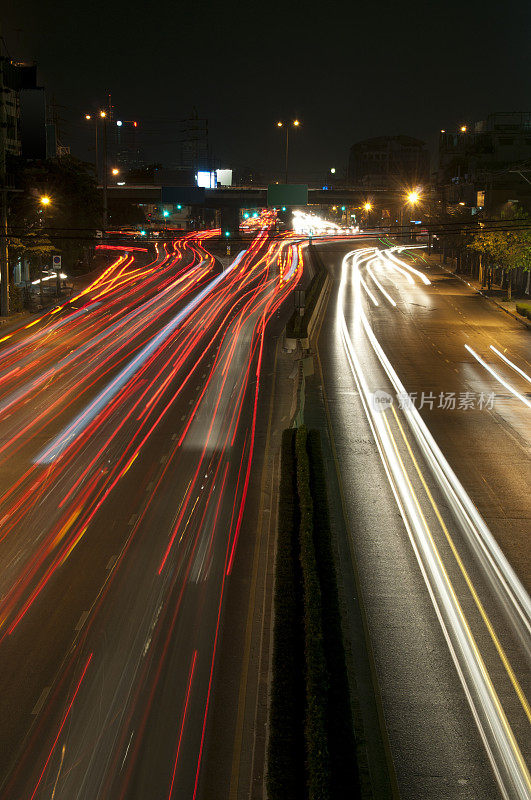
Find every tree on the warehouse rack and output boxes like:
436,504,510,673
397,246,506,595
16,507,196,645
8,156,102,278
468,205,531,300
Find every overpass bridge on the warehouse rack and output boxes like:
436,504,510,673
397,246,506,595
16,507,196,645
103,184,405,233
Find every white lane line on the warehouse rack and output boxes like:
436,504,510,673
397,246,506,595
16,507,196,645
32,686,51,715
465,345,531,410
490,346,531,386
75,610,89,631
106,555,118,570
128,514,138,526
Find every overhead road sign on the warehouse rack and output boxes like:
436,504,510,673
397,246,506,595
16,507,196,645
267,184,308,208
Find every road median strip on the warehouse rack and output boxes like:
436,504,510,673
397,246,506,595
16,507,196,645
267,426,361,800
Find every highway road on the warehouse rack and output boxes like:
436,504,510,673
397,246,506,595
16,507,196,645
0,230,302,798
312,240,530,800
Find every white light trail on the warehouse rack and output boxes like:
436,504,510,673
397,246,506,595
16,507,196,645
387,249,431,285
366,257,397,306
465,345,531,410
36,252,247,464
337,248,531,800
490,346,531,386
359,274,379,306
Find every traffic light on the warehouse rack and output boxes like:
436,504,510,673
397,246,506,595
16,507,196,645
243,212,250,219
177,204,182,210
162,210,169,217
341,205,346,211
224,230,231,237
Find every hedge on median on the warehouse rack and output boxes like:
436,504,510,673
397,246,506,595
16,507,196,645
307,429,360,797
296,425,331,800
268,425,362,800
267,428,306,800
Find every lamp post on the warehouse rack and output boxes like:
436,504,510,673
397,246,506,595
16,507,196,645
276,119,300,184
100,111,108,229
85,112,108,228
84,114,99,179
39,195,52,302
363,201,372,228
401,190,420,241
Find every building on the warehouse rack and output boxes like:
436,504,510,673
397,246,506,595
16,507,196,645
113,118,145,170
348,135,430,190
1,57,62,170
438,112,531,214
179,113,209,172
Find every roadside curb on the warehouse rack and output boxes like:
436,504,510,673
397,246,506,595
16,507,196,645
436,262,531,330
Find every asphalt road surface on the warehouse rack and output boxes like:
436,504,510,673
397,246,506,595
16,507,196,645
313,240,530,800
0,230,302,799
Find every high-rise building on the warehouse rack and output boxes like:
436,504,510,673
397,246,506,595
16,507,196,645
179,113,209,171
113,119,145,170
348,135,430,190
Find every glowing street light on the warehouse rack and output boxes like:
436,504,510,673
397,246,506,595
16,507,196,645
460,125,467,132
276,119,301,183
111,168,120,176
407,190,420,204
363,202,372,212
330,168,336,174
85,114,92,121
39,195,51,206
99,110,107,119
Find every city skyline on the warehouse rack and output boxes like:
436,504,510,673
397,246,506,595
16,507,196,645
3,0,530,174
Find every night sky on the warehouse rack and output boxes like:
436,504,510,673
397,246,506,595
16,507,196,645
3,0,530,179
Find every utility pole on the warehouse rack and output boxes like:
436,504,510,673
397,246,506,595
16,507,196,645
0,53,10,317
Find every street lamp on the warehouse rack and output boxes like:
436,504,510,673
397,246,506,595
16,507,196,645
111,168,119,176
39,195,51,206
84,111,109,227
84,113,99,178
363,202,372,212
100,112,108,228
276,119,301,184
402,189,421,241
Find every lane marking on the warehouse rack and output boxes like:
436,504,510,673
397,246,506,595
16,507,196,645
32,686,51,716
106,555,118,570
75,610,89,631
390,404,531,723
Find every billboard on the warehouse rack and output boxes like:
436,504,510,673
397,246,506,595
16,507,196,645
216,169,233,186
267,184,308,207
196,171,216,189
